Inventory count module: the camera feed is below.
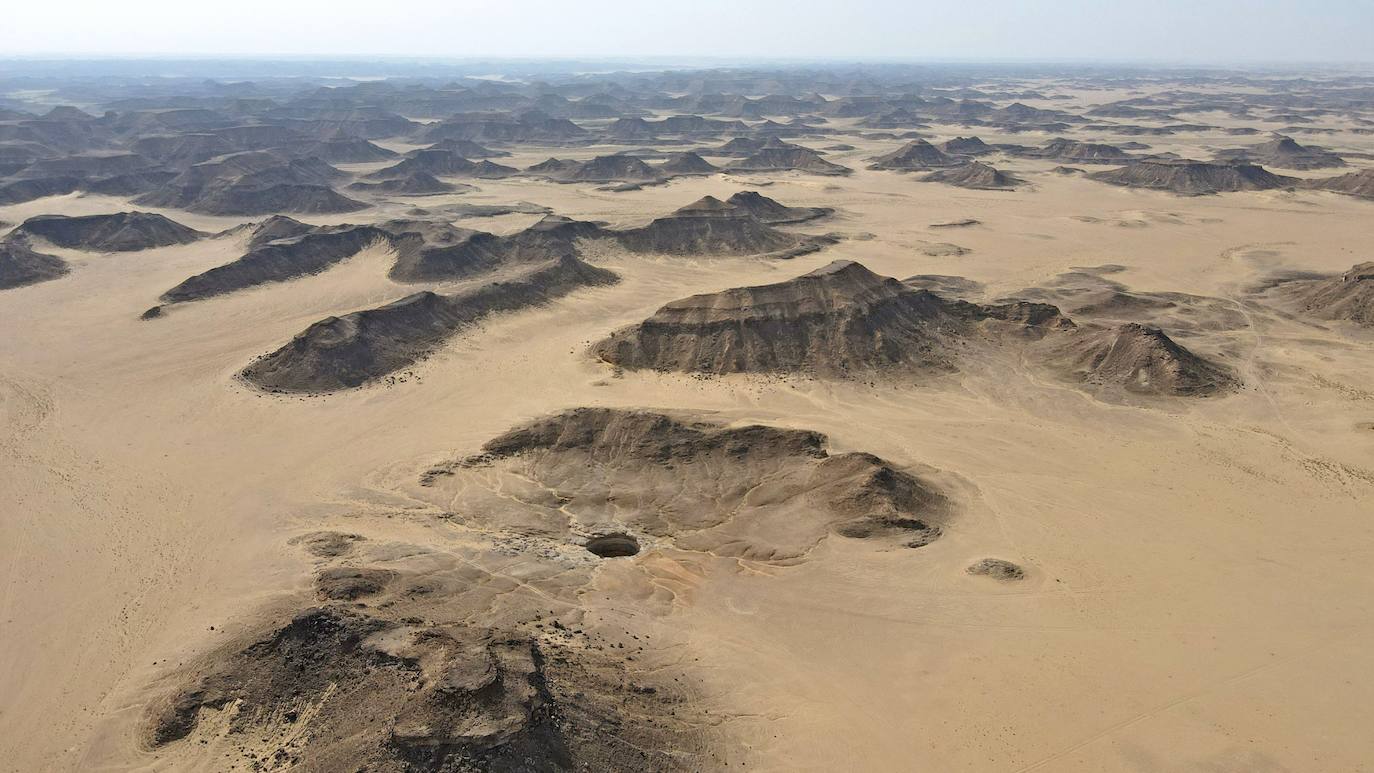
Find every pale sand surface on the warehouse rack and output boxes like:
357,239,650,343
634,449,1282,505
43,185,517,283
3,106,1374,771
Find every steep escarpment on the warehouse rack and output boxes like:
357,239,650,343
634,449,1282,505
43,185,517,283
658,151,718,175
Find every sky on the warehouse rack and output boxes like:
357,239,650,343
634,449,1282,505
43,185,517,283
1,0,1370,64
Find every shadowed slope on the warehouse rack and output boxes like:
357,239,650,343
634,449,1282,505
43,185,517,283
1041,322,1238,396
241,256,618,393
1089,159,1296,195
593,260,1066,376
0,238,68,289
15,211,204,251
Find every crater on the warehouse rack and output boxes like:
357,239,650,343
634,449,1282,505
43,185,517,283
585,533,641,558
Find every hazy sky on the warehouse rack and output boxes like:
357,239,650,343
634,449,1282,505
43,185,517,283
2,0,1370,64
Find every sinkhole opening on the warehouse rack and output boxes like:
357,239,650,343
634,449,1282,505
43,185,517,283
584,533,640,558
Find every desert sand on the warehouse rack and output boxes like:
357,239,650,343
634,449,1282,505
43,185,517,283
2,66,1374,772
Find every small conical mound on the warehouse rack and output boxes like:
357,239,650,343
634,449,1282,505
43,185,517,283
672,195,736,215
868,140,958,170
724,190,833,224
923,161,1021,190
659,151,718,175
1045,322,1238,396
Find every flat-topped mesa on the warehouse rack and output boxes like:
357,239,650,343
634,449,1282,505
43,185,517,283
14,211,205,251
0,237,69,290
241,255,618,393
566,154,661,182
523,154,661,183
1280,261,1374,326
1045,322,1239,396
592,260,1068,376
347,171,463,195
923,161,1022,190
367,149,518,180
725,146,851,176
296,137,396,163
1215,136,1346,170
388,214,606,282
613,197,832,258
703,136,797,157
1089,159,1297,195
1019,138,1135,164
868,139,959,170
187,182,366,216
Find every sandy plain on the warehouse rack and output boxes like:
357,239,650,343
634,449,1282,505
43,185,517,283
2,90,1374,772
